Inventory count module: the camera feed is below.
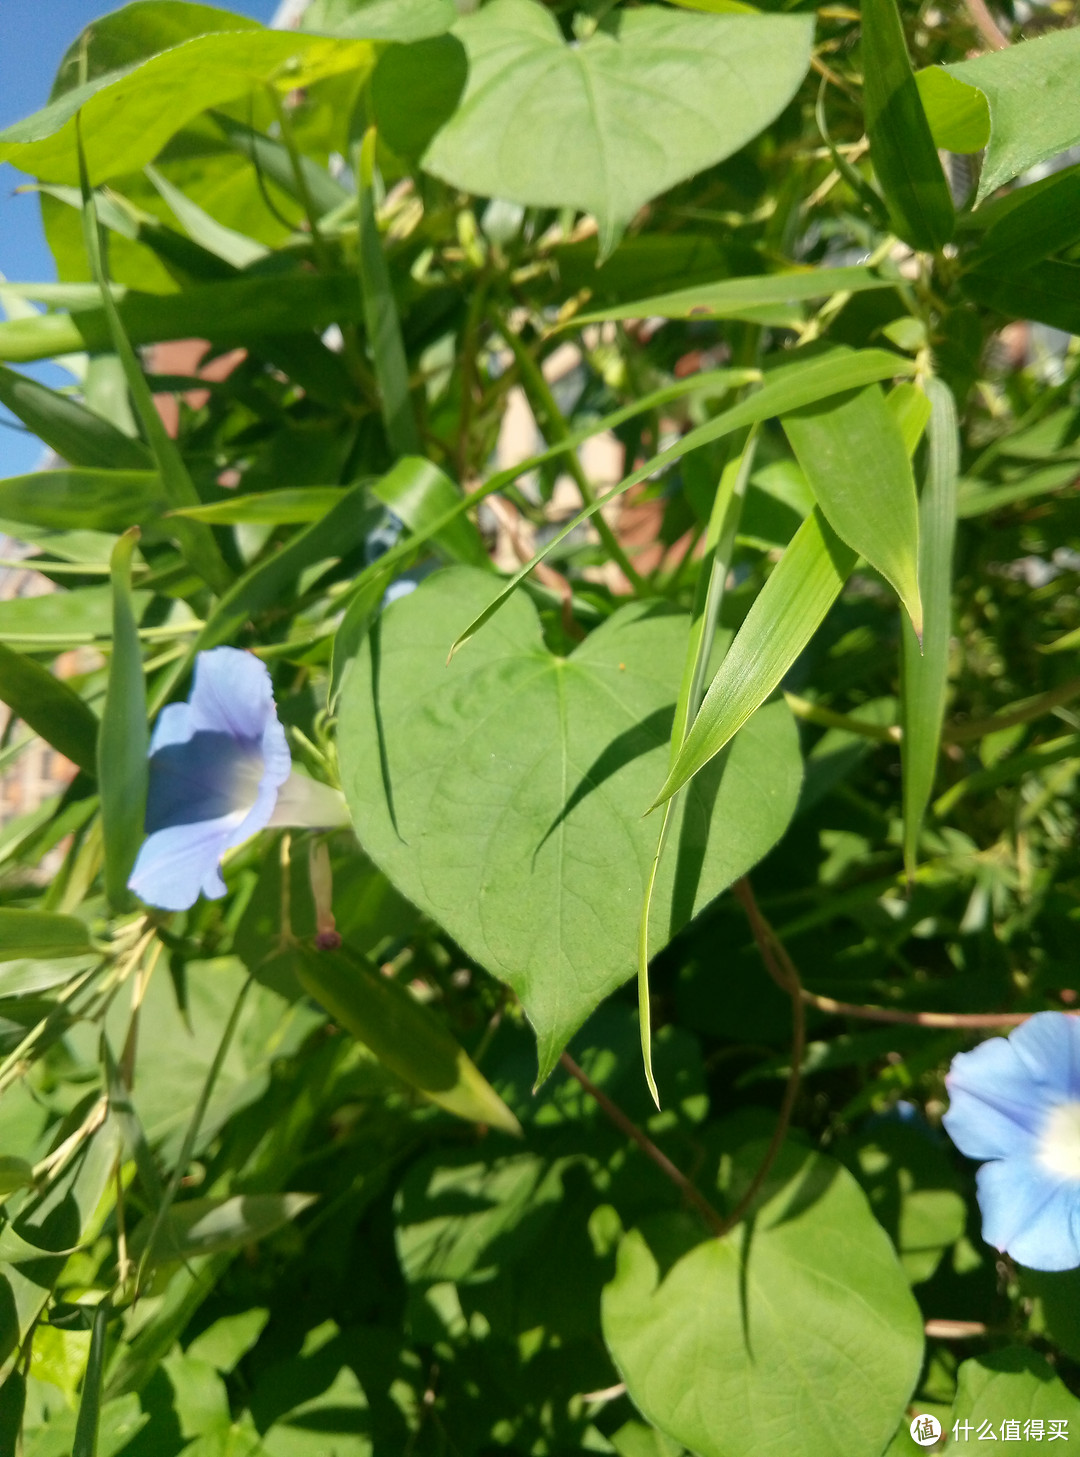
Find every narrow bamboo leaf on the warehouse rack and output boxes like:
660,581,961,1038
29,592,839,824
0,1158,35,1195
782,382,922,634
356,127,421,458
934,733,1080,818
932,27,1080,202
900,376,959,874
861,0,954,251
958,463,1080,519
0,273,366,363
103,1041,164,1208
971,165,1080,273
915,66,990,154
135,976,253,1288
0,643,98,773
573,266,897,325
98,529,148,910
450,348,910,658
328,564,397,711
886,380,932,458
169,487,346,526
130,1193,315,1263
0,469,164,533
324,368,758,632
0,32,374,185
654,508,857,807
34,182,240,286
0,1371,25,1455
0,363,151,469
961,262,1080,338
77,131,231,595
144,164,269,269
815,81,891,231
639,429,757,1106
211,111,351,218
295,945,523,1136
191,480,382,654
72,1301,109,1457
0,908,91,961
374,457,487,567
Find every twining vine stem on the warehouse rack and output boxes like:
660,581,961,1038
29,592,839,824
722,878,807,1236
559,871,810,1241
558,1051,727,1237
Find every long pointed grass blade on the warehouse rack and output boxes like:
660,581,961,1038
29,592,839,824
654,508,858,808
901,376,959,874
99,529,148,911
449,348,911,659
73,1301,109,1457
638,428,758,1106
76,116,231,594
356,127,421,457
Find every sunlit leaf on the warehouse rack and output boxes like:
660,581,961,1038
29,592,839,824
901,378,959,875
422,0,813,255
860,0,953,250
295,945,522,1135
338,568,801,1079
98,529,148,910
602,1140,924,1457
0,643,99,774
654,509,856,808
782,381,921,633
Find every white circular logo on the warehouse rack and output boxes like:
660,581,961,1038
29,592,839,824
909,1415,942,1447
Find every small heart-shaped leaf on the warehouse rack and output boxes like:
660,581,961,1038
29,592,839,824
421,0,814,255
337,569,801,1080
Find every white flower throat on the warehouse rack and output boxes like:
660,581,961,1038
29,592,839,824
1039,1102,1080,1180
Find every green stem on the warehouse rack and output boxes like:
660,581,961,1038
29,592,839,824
266,85,332,274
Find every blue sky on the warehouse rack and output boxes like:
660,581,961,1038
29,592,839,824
1,0,281,475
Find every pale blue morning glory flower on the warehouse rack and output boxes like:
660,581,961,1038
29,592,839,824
943,1012,1080,1271
128,647,345,912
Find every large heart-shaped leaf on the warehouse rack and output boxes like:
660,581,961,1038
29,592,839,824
421,0,814,254
602,1142,925,1457
337,568,801,1080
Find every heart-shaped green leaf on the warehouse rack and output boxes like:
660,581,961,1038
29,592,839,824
421,0,814,255
602,1142,925,1457
337,568,802,1080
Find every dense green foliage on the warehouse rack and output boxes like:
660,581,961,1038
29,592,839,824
1,0,1080,1451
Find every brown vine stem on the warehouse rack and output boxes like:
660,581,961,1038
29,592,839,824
722,878,806,1237
964,0,1009,51
738,886,1064,1031
924,1319,989,1340
800,993,1035,1029
558,1052,727,1237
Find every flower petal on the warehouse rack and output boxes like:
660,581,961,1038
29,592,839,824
944,1033,1055,1161
145,732,263,834
1008,1011,1080,1102
149,700,195,754
266,771,349,828
128,813,243,911
188,647,278,744
976,1157,1080,1271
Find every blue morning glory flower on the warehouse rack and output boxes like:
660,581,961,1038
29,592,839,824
943,1013,1080,1271
128,647,345,912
